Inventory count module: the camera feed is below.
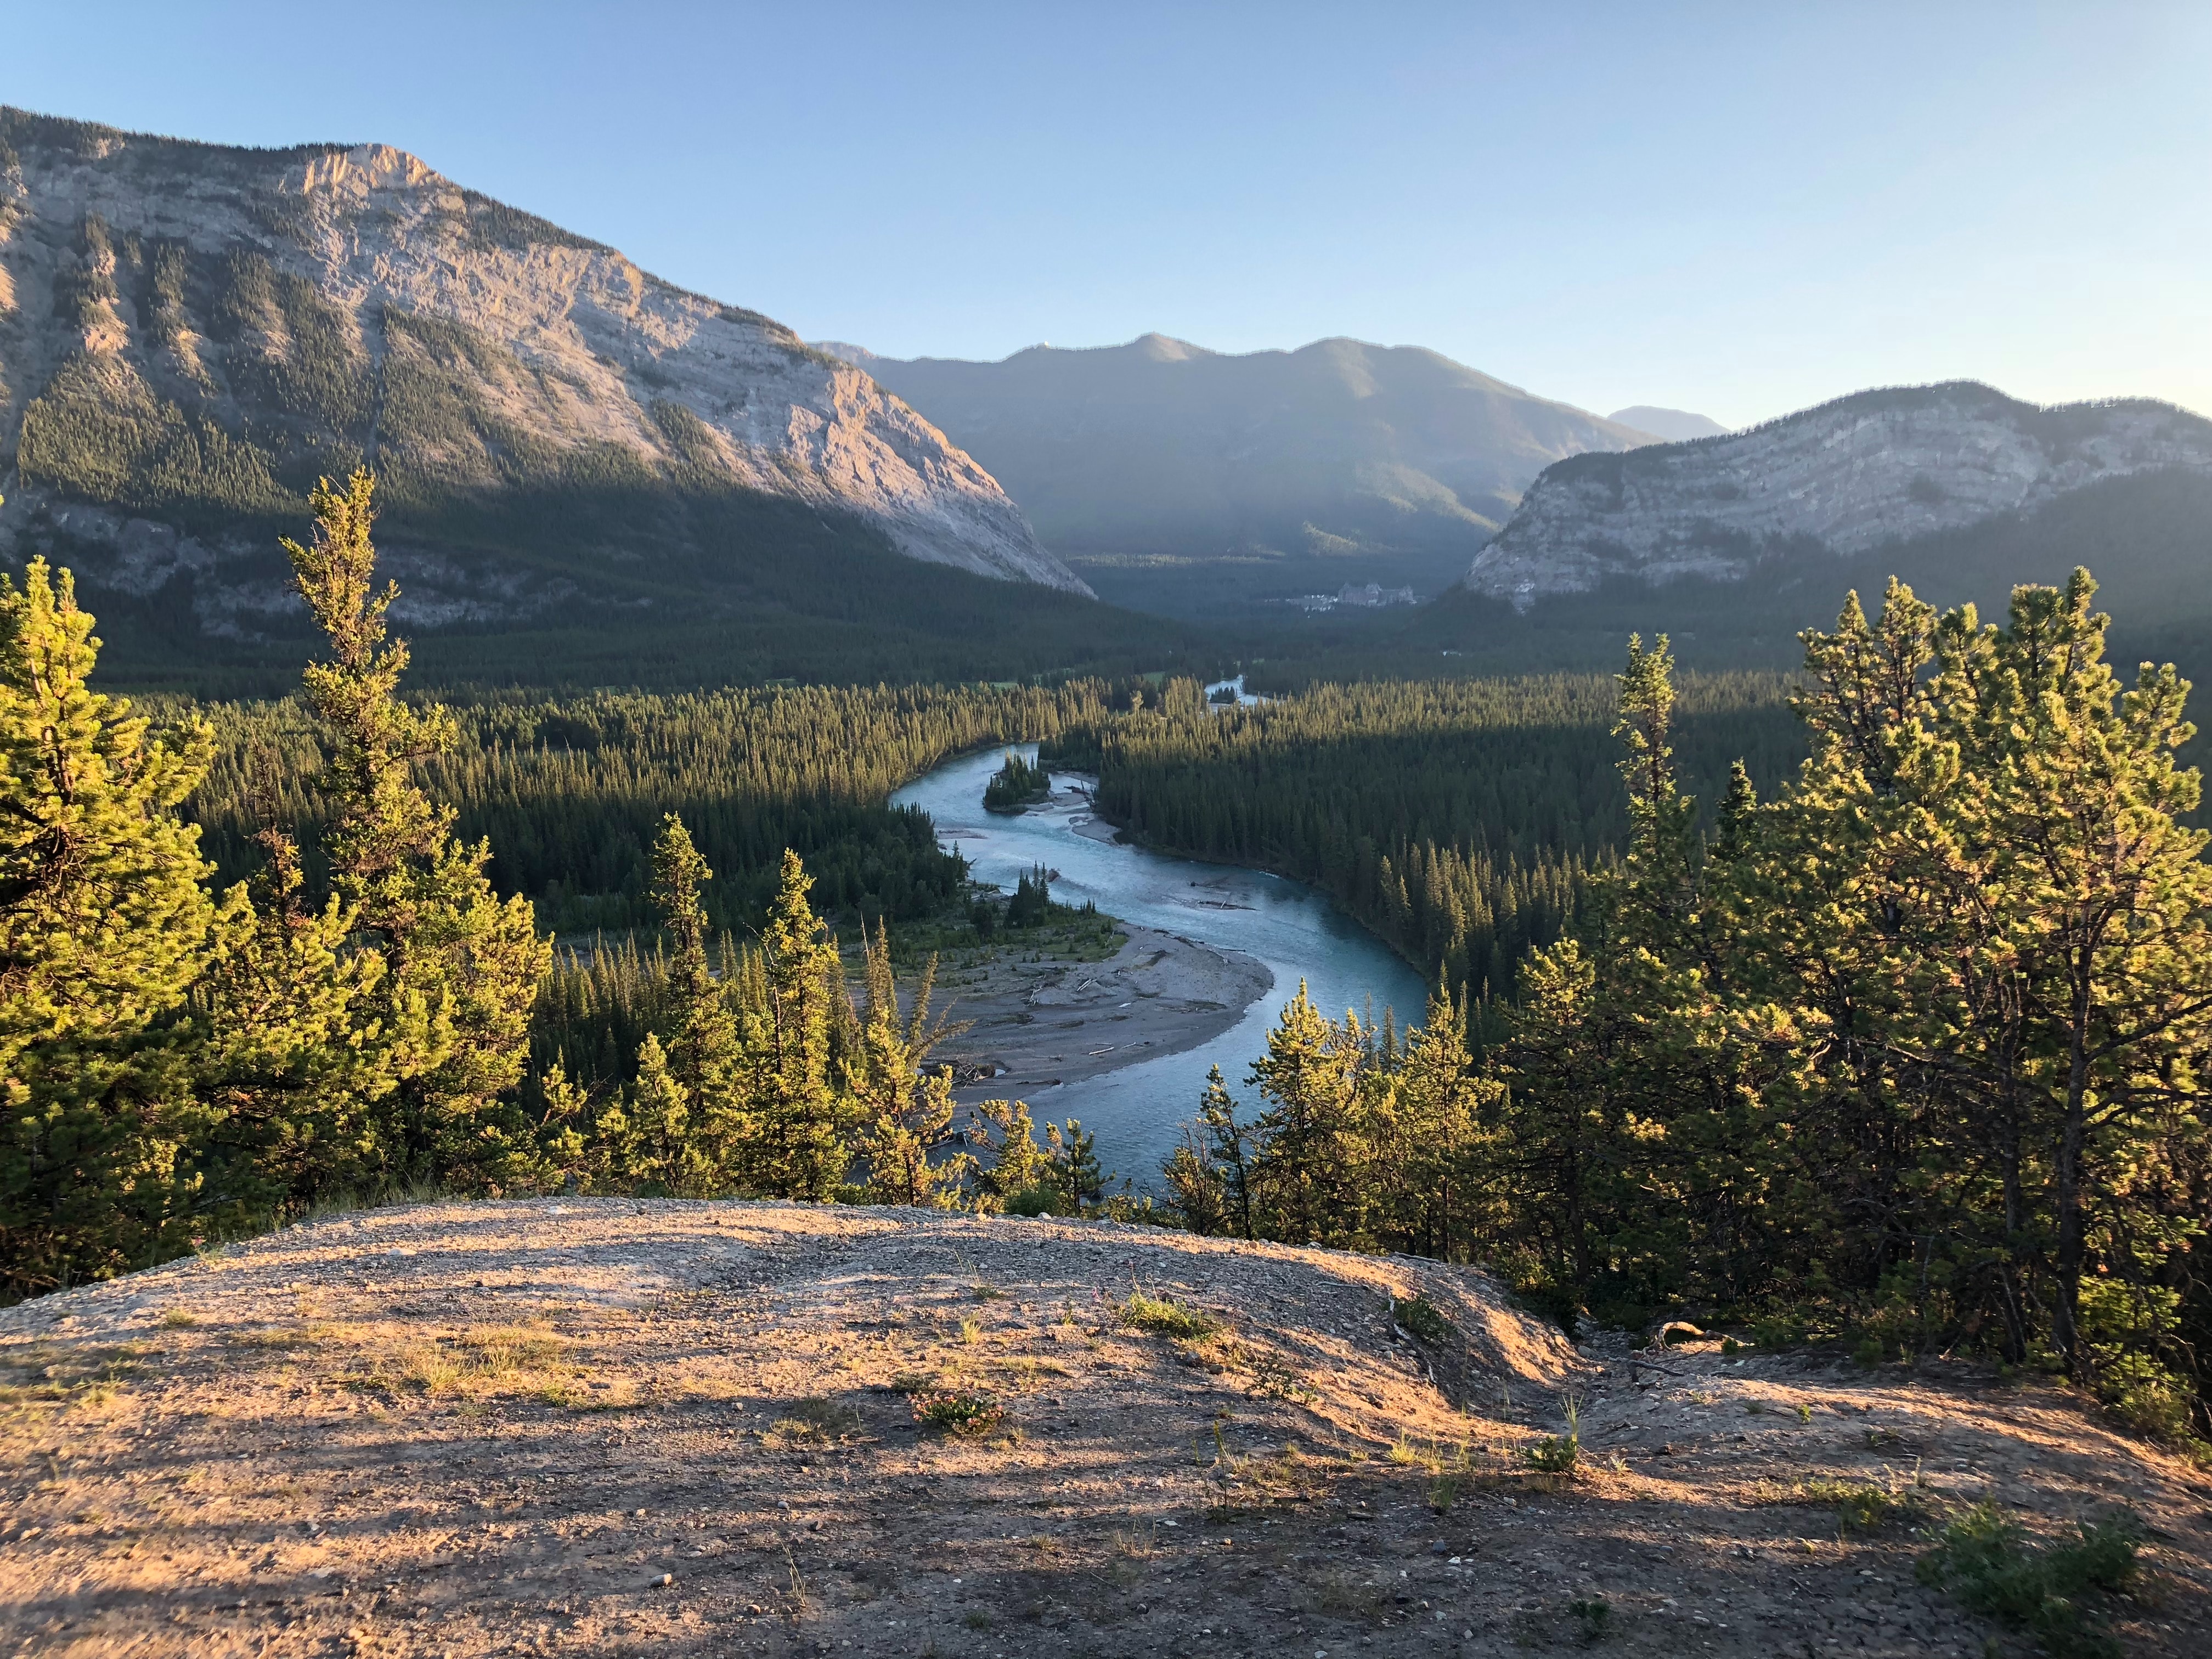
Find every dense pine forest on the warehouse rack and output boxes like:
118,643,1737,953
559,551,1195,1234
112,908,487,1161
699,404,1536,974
1044,672,1810,1024
182,679,1121,936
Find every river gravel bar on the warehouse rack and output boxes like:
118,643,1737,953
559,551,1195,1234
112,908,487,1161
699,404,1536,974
932,922,1272,1104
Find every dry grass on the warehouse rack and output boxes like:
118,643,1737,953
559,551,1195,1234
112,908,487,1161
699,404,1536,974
0,1341,148,1413
766,1396,864,1446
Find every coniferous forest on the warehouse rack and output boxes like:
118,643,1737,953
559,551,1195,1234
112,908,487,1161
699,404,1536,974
4,469,2207,1452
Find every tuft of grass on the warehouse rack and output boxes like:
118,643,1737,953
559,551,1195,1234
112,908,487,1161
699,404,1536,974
991,1356,1070,1385
1916,1504,2141,1658
960,1317,984,1345
1524,1395,1581,1474
1119,1290,1221,1341
1110,1526,1157,1560
159,1309,200,1329
1568,1595,1612,1644
1311,1571,1388,1618
912,1389,1003,1436
1392,1294,1455,1346
1797,1476,1927,1533
0,1342,146,1413
769,1396,863,1446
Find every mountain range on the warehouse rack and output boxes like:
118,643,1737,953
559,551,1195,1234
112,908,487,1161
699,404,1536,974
0,106,1189,692
1607,405,1728,442
1469,381,2212,609
817,334,1662,616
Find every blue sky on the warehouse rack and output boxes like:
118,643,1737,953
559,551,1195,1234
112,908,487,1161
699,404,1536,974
7,2,2207,427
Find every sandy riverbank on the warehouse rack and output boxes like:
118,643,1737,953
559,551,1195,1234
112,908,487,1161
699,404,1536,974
930,921,1272,1108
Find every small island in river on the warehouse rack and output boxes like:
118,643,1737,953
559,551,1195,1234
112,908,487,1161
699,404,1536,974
981,749,1053,813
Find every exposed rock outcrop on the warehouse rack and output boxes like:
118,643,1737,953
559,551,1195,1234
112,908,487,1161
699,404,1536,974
0,107,1089,642
1470,382,2212,608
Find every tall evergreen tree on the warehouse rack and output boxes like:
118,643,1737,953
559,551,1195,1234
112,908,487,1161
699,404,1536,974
0,560,223,1288
284,471,550,1187
1245,982,1364,1245
737,849,851,1198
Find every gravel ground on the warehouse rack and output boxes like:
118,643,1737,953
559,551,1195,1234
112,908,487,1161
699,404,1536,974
2,1200,2205,1658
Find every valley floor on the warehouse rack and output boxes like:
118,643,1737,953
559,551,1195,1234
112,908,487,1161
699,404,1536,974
2,1203,2207,1658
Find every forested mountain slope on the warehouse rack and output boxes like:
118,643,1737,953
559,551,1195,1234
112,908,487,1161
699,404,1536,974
0,107,1142,691
821,333,1656,615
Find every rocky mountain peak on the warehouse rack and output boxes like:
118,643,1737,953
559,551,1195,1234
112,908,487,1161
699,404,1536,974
1468,380,2212,610
0,105,1089,652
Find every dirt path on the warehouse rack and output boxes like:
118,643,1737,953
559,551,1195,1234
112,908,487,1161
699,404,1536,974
2,1202,2205,1657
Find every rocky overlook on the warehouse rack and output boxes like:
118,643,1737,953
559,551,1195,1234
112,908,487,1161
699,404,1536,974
1469,382,2212,608
0,107,1086,650
5,1200,2204,1657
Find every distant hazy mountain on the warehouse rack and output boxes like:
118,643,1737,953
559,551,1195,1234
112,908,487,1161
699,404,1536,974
817,334,1656,614
1470,382,2212,608
0,106,1095,687
1609,405,1728,442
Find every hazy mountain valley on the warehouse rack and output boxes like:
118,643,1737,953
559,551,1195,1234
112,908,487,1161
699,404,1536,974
821,333,1661,616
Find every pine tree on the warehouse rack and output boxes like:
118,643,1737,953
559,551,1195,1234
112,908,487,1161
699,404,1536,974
969,1097,1051,1211
1197,1065,1257,1240
851,921,969,1207
1245,981,1362,1244
1930,572,2212,1380
1380,986,1502,1260
643,813,744,1187
1045,1117,1107,1216
283,472,550,1188
190,827,412,1211
0,560,223,1288
737,849,850,1198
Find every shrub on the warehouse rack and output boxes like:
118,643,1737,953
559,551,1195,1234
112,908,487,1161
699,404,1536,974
1392,1294,1455,1346
1525,1396,1581,1473
1915,1503,2141,1659
1568,1595,1612,1643
912,1389,1003,1436
1119,1290,1221,1341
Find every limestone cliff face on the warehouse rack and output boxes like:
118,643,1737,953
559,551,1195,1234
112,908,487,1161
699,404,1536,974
1468,382,2212,608
0,108,1087,640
